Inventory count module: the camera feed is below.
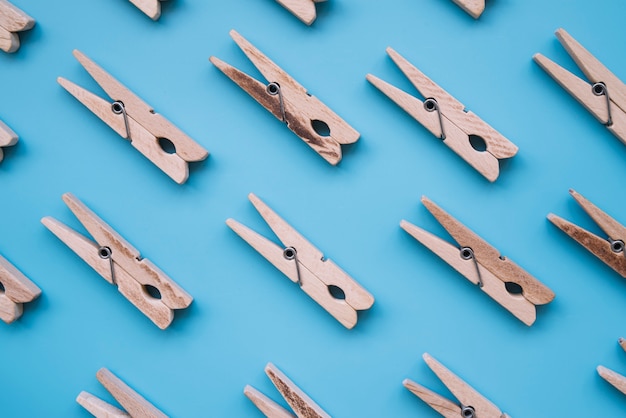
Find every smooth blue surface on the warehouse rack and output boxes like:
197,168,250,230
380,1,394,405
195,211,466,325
2,0,626,416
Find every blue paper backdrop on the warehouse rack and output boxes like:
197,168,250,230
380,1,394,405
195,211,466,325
2,0,626,416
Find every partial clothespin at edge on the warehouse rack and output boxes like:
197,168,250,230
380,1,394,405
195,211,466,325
0,119,18,162
451,0,485,19
210,30,359,165
77,368,168,418
41,193,192,329
534,28,626,146
367,48,517,182
245,362,330,418
0,0,34,53
597,338,626,397
128,0,165,20
58,49,208,184
226,193,374,329
548,189,626,278
275,0,327,25
404,353,510,418
401,196,554,325
0,253,41,324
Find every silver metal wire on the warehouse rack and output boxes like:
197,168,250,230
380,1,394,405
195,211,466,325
267,82,286,122
424,98,446,140
283,246,302,286
98,246,116,285
592,82,613,126
111,100,131,139
460,246,483,287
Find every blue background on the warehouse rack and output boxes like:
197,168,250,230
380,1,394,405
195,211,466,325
2,0,626,416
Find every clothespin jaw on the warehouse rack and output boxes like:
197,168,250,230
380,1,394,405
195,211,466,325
58,49,209,184
210,30,359,165
128,0,163,20
401,196,554,326
0,254,41,324
366,47,517,182
548,189,626,278
245,363,330,418
275,0,327,25
41,193,192,329
533,29,626,145
0,120,18,162
404,353,508,418
451,0,485,19
226,193,374,329
77,368,168,418
0,0,34,53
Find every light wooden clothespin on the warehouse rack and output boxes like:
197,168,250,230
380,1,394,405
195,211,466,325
41,193,192,329
0,120,18,162
0,0,34,53
451,0,485,19
548,189,626,278
401,196,554,325
244,363,330,418
226,193,374,329
210,30,359,165
0,253,41,324
534,28,626,145
77,368,168,418
597,339,626,396
275,0,327,25
367,48,517,182
128,0,165,20
404,353,510,418
58,50,208,184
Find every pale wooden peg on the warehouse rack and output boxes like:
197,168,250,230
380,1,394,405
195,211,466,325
619,337,626,352
77,368,168,418
404,353,510,418
598,366,626,396
0,253,41,324
245,363,330,418
275,0,327,25
128,0,165,20
42,193,192,329
210,30,359,165
226,193,374,329
0,0,34,53
452,0,485,19
0,120,18,162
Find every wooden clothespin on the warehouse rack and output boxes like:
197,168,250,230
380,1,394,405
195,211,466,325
275,0,327,25
244,363,330,418
41,193,192,329
77,368,168,418
401,196,554,325
534,28,626,145
128,0,165,20
0,120,18,162
548,189,626,278
367,48,517,182
0,0,34,53
210,30,359,165
597,339,626,396
451,0,485,19
226,193,374,329
0,253,41,323
58,50,208,184
404,353,510,418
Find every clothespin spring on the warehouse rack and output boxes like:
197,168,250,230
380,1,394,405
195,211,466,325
266,82,286,122
461,405,476,418
111,100,131,139
424,98,446,140
592,82,613,126
609,238,625,254
460,247,483,287
98,246,117,285
283,246,302,286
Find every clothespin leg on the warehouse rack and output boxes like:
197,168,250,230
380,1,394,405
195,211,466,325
598,366,626,395
244,385,296,418
97,368,168,418
128,0,162,20
452,0,485,18
77,391,130,418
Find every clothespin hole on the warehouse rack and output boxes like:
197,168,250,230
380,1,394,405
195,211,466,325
143,284,162,300
504,282,523,295
468,135,487,152
311,120,331,137
0,281,5,293
158,138,177,154
327,285,346,300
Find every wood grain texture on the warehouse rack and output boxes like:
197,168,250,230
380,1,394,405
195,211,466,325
275,0,327,25
0,119,18,162
128,0,161,20
244,385,296,418
77,391,131,418
451,0,485,18
598,366,626,396
0,0,33,53
0,254,41,324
